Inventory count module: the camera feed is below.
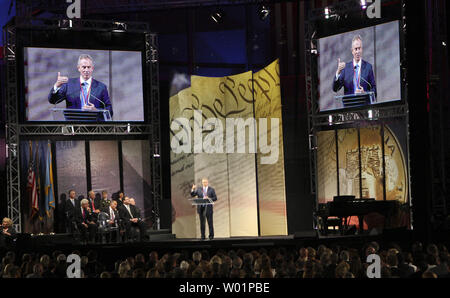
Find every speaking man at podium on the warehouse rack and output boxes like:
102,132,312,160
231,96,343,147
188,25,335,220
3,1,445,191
332,35,377,99
191,178,217,240
48,54,113,118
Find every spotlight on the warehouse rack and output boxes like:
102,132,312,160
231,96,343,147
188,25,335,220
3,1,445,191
153,143,160,158
58,19,72,30
258,5,270,20
112,22,127,32
328,115,333,125
210,10,224,23
368,109,373,119
361,0,367,10
324,7,330,19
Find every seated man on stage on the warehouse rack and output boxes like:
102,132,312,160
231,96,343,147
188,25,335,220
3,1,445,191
332,35,377,99
118,196,147,242
191,178,217,240
48,54,113,119
75,199,98,243
101,200,120,242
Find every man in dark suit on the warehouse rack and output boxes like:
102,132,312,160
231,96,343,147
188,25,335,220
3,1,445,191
87,190,101,216
190,178,217,240
74,199,98,243
63,189,80,233
48,54,113,119
332,35,377,99
101,200,120,242
118,196,147,242
102,200,120,227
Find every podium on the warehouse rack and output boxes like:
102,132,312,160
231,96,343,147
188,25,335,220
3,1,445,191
335,91,375,108
51,108,112,121
189,198,215,206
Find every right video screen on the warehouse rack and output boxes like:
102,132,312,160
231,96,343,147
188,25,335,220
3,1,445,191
318,20,401,112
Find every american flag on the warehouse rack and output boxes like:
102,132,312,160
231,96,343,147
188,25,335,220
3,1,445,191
27,162,39,217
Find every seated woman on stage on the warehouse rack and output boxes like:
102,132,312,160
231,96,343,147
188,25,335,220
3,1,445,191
0,218,17,247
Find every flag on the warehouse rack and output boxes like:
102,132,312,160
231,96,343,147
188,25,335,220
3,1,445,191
44,142,55,217
27,158,39,218
26,141,39,218
35,142,43,221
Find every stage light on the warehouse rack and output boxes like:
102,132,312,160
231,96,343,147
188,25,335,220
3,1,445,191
258,5,270,20
210,10,224,23
127,123,131,133
153,143,160,158
368,109,373,119
150,46,158,63
112,22,127,32
62,125,74,135
328,115,333,125
58,19,73,30
324,7,330,19
361,0,367,10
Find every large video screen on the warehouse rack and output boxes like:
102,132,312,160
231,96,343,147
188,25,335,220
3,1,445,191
318,21,401,112
24,47,145,122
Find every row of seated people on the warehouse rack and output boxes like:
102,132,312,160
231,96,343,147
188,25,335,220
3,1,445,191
62,190,147,243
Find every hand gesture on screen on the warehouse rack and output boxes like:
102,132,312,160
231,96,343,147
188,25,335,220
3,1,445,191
336,58,346,75
356,86,364,94
82,103,97,111
55,72,68,88
191,184,196,192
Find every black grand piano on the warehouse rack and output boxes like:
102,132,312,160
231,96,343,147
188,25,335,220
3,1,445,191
317,196,396,235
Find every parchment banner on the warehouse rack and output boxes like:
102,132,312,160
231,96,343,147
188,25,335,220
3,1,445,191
170,88,197,238
224,71,258,237
337,128,360,197
317,130,337,203
170,60,286,238
191,75,231,238
253,59,288,236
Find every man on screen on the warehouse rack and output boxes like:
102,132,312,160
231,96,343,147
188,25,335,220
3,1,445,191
191,178,217,240
48,54,113,118
332,35,377,98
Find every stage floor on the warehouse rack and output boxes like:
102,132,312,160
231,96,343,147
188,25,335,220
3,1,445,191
12,228,414,254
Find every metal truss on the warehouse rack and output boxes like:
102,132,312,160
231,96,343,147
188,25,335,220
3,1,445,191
146,33,163,230
311,105,408,128
16,0,281,16
427,0,449,222
304,19,318,200
304,0,409,215
19,124,151,136
14,17,150,33
3,21,22,232
4,16,161,232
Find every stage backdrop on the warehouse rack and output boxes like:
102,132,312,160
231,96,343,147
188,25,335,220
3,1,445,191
170,60,287,238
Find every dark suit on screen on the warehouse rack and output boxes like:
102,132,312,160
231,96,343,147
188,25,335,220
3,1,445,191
190,186,217,240
332,60,377,98
118,204,147,241
48,78,113,117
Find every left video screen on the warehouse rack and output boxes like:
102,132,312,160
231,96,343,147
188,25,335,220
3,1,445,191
24,47,145,122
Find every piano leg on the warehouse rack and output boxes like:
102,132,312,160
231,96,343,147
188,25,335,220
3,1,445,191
357,215,364,233
340,217,345,236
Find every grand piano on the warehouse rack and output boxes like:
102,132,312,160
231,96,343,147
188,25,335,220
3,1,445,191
317,196,397,235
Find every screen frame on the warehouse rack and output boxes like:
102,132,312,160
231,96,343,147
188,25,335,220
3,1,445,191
311,16,406,115
16,28,150,124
